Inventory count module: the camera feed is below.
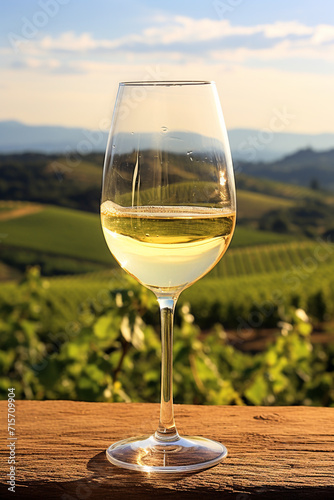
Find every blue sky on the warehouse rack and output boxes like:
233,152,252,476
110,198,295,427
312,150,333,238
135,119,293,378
1,0,334,132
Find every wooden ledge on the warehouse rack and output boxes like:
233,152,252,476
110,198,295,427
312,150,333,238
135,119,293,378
0,401,333,499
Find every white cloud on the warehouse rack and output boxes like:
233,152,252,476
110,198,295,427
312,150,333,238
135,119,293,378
4,15,331,83
18,21,332,74
311,24,334,44
40,32,100,51
139,16,259,45
261,21,313,38
24,58,60,69
110,18,327,47
211,39,334,63
18,18,334,56
6,17,333,89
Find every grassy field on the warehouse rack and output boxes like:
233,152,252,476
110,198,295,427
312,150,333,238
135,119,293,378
230,226,295,248
0,203,112,264
237,173,334,204
236,189,293,219
46,158,102,186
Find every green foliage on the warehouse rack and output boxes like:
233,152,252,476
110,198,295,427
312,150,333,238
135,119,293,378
1,268,333,406
0,268,53,398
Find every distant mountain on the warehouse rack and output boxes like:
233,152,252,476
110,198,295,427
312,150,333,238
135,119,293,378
240,148,334,191
228,129,334,162
0,121,107,155
1,121,334,163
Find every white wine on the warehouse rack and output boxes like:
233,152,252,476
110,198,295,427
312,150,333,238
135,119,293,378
101,201,235,293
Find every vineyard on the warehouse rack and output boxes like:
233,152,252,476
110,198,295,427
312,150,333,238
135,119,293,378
1,266,333,406
1,173,334,406
1,240,333,333
213,240,332,277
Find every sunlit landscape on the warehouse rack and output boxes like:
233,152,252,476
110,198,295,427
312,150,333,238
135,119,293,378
1,0,334,409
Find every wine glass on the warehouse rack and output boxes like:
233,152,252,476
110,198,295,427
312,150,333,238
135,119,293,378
101,81,236,473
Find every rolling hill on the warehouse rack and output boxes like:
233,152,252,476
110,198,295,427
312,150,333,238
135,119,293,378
1,149,332,279
0,201,295,278
0,203,111,263
240,148,334,191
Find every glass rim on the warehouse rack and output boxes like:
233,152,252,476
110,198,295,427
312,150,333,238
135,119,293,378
119,80,214,87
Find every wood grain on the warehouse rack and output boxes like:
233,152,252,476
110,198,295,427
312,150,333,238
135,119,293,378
1,402,333,499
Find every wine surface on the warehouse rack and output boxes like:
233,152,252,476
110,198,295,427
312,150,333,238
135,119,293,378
101,201,235,294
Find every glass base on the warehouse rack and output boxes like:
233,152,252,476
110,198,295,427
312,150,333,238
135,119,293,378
106,434,227,473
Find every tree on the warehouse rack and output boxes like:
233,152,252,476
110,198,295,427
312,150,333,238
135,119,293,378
310,178,320,190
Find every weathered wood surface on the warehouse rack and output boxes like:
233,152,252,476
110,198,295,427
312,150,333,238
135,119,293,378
1,402,333,499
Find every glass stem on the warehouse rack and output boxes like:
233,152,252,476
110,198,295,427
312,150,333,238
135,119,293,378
155,296,179,442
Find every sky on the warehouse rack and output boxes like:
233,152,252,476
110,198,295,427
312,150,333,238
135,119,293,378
1,0,334,133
